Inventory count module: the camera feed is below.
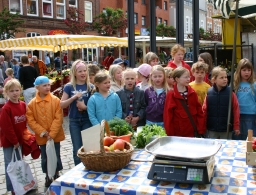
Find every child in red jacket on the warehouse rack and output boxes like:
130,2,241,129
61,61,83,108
0,79,27,195
163,67,205,137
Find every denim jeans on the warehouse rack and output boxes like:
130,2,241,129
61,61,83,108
69,117,92,165
146,120,164,128
40,142,62,174
3,147,22,191
233,114,256,140
23,87,36,104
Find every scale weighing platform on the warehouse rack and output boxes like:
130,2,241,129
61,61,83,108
147,156,215,184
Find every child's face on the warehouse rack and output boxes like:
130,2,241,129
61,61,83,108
166,75,175,87
176,72,190,86
38,83,51,96
75,65,87,82
213,71,228,88
89,75,95,84
96,77,110,93
192,69,206,82
7,86,21,102
149,58,158,66
124,72,136,91
114,68,123,82
173,50,184,63
151,70,165,88
198,56,205,63
240,68,252,82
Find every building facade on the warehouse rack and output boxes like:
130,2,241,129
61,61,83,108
206,3,222,33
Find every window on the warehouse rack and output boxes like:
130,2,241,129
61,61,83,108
84,1,92,22
134,13,138,24
207,22,212,31
69,0,77,7
164,20,167,26
164,1,167,10
200,20,204,29
185,16,190,33
42,0,53,17
56,0,65,19
9,0,22,14
158,18,162,24
191,17,193,31
26,0,38,15
142,16,146,26
214,23,217,33
27,32,41,37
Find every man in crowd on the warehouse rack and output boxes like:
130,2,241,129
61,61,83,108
102,52,114,70
44,53,51,67
30,56,47,76
54,55,61,70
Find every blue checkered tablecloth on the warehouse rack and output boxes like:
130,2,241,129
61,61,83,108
46,140,256,195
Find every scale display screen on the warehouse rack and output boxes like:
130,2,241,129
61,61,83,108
187,168,203,181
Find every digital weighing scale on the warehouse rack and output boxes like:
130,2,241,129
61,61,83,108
147,156,215,184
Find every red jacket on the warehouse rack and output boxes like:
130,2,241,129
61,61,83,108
167,60,194,81
163,84,205,137
0,100,27,147
103,56,114,70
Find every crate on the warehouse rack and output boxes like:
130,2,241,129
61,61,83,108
246,130,256,166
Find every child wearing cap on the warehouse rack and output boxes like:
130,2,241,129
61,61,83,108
136,63,152,91
0,79,27,195
26,76,65,187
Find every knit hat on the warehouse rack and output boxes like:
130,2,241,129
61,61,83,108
137,64,152,77
113,58,124,65
34,76,49,86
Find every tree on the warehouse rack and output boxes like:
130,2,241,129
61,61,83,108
147,23,176,37
92,7,127,36
64,7,89,34
0,7,25,40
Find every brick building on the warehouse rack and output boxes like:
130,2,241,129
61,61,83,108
0,0,170,64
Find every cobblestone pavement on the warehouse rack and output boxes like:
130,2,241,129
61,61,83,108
0,117,75,195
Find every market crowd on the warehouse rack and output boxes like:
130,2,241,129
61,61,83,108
0,44,256,194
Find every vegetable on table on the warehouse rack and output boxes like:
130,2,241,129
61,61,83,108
136,124,166,148
108,117,133,136
252,138,256,152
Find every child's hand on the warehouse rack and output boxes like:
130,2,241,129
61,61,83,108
76,100,86,111
131,116,139,126
14,143,20,149
75,92,83,99
234,130,240,136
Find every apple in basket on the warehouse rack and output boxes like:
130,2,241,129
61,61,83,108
113,139,125,151
104,136,115,147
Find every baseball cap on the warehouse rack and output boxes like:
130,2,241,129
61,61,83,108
124,60,129,66
34,76,50,86
113,58,124,65
137,64,152,77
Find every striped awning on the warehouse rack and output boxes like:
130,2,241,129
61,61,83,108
0,35,128,52
208,0,256,19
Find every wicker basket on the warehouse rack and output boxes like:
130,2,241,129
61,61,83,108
77,120,134,172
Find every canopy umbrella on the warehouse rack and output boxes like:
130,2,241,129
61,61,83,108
208,0,255,139
0,34,128,52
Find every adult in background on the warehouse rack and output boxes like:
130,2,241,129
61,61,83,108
11,59,20,79
167,44,194,81
113,58,127,71
102,52,114,70
30,55,47,76
63,53,68,66
44,53,51,67
54,56,61,70
0,55,8,79
19,55,38,104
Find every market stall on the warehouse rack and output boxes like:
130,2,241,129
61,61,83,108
46,139,256,195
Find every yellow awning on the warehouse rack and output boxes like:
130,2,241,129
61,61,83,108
0,35,128,52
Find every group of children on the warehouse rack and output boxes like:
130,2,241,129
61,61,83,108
1,44,256,194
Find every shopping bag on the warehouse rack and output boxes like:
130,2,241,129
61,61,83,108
7,147,36,195
46,139,57,179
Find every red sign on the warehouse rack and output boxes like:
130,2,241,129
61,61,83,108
48,30,69,35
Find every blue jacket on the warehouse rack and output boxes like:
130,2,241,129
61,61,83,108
87,91,122,126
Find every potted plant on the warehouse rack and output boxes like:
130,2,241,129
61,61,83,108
108,118,134,142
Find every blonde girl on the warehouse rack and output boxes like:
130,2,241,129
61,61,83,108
144,65,168,127
0,79,26,195
4,68,14,86
144,52,159,66
109,64,123,92
87,72,122,126
167,44,193,81
233,58,256,140
202,66,240,139
164,67,205,137
60,60,93,165
164,67,175,90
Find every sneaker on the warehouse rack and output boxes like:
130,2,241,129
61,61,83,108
45,176,53,187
